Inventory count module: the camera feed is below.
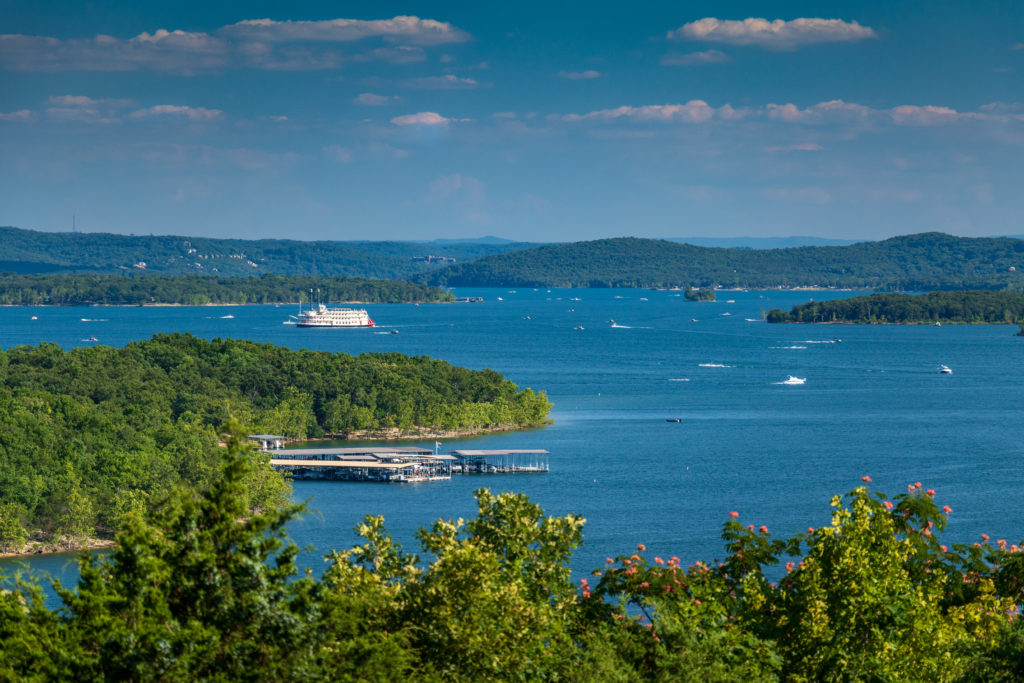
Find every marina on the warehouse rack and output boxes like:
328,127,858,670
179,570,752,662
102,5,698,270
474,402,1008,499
265,444,550,483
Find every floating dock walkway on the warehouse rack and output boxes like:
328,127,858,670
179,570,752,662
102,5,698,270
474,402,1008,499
263,444,549,483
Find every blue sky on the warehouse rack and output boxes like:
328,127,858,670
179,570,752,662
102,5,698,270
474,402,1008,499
1,1,1021,242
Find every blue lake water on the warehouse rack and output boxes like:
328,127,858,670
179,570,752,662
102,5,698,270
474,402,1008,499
3,288,1023,594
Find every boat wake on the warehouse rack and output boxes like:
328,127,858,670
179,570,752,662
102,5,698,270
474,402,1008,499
667,378,691,382
698,363,734,368
80,318,109,322
770,345,808,350
803,339,842,344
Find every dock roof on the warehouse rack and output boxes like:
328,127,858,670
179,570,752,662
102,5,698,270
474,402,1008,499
270,459,417,470
452,449,549,456
267,446,433,457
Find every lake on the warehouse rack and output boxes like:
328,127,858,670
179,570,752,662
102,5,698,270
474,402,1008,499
2,288,1023,592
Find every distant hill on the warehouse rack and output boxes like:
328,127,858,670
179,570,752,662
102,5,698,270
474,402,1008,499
0,227,536,279
666,236,857,249
422,233,1024,290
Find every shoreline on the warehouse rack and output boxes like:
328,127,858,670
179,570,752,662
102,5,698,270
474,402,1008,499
0,300,452,308
1,537,115,560
767,320,1019,326
288,421,551,445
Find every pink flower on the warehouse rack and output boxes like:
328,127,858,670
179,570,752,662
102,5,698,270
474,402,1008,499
670,556,681,564
1012,545,1021,553
883,501,894,510
807,527,815,534
943,505,952,514
606,557,614,564
639,581,650,589
923,529,933,537
861,475,872,483
940,545,948,552
907,484,916,492
582,590,590,598
654,557,664,565
759,525,768,533
914,482,922,489
982,534,990,542
785,562,795,573
926,489,936,497
637,543,646,552
729,511,739,518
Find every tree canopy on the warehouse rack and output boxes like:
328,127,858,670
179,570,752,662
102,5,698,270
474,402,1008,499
766,290,1024,324
0,334,550,551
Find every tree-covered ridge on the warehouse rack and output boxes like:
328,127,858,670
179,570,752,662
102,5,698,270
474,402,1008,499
423,233,1024,290
766,290,1024,324
0,226,536,279
0,273,453,306
2,455,1023,681
0,334,551,550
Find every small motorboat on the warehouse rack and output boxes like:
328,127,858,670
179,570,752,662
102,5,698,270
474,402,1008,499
391,329,399,334
574,324,585,331
939,365,952,374
781,376,806,385
666,418,682,422
30,316,38,320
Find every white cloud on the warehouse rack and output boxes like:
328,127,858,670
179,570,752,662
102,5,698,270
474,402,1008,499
0,109,32,121
401,74,480,89
323,145,352,163
391,111,458,126
0,15,467,73
669,17,876,50
354,93,402,106
130,105,222,121
558,69,601,79
660,49,730,66
220,16,469,45
562,100,720,123
44,94,134,123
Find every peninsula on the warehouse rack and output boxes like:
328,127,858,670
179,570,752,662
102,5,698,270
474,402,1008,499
765,290,1024,324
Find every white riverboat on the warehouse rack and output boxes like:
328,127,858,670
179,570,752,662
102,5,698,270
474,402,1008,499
291,303,375,328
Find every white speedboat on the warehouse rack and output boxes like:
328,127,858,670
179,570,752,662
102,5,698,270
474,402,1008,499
939,365,952,374
781,376,806,385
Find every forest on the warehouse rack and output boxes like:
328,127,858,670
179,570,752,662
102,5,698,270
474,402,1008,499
0,273,454,306
683,285,716,301
423,233,1024,290
0,226,534,279
0,334,551,550
1,451,1022,681
766,290,1024,324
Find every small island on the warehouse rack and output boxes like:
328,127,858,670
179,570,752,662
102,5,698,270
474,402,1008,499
766,290,1024,324
0,273,454,306
684,285,717,302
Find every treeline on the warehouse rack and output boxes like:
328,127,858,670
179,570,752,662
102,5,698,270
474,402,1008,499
767,290,1024,324
0,226,534,279
423,233,1024,290
0,273,454,306
2,457,1023,681
0,334,550,549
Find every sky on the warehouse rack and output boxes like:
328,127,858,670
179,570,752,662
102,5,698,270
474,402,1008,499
1,1,1022,243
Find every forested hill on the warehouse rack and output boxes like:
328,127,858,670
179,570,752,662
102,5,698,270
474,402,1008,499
0,226,536,279
0,273,453,306
0,333,551,549
422,233,1024,290
766,290,1024,324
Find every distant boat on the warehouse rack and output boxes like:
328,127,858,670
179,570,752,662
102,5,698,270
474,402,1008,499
391,329,399,334
81,336,98,342
666,418,682,422
574,324,585,331
781,376,806,385
639,297,648,301
690,318,698,322
939,365,952,374
722,312,731,316
220,314,235,319
30,316,37,320
497,297,503,301
726,299,736,303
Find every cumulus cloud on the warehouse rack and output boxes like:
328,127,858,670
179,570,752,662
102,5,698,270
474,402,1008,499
0,15,468,72
391,111,458,126
558,69,601,79
0,109,32,121
562,100,723,123
45,94,134,123
130,105,222,121
219,16,469,46
660,49,730,66
354,93,402,106
669,17,876,50
401,74,480,89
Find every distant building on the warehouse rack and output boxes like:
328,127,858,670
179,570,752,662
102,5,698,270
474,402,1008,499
410,255,457,263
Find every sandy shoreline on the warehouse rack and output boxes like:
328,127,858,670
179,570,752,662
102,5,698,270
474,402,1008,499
1,537,115,560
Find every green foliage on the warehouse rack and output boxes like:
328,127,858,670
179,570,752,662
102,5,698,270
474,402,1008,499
424,233,1024,290
0,334,549,547
0,272,454,305
684,285,716,301
2,471,1024,679
767,290,1024,324
0,225,536,279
